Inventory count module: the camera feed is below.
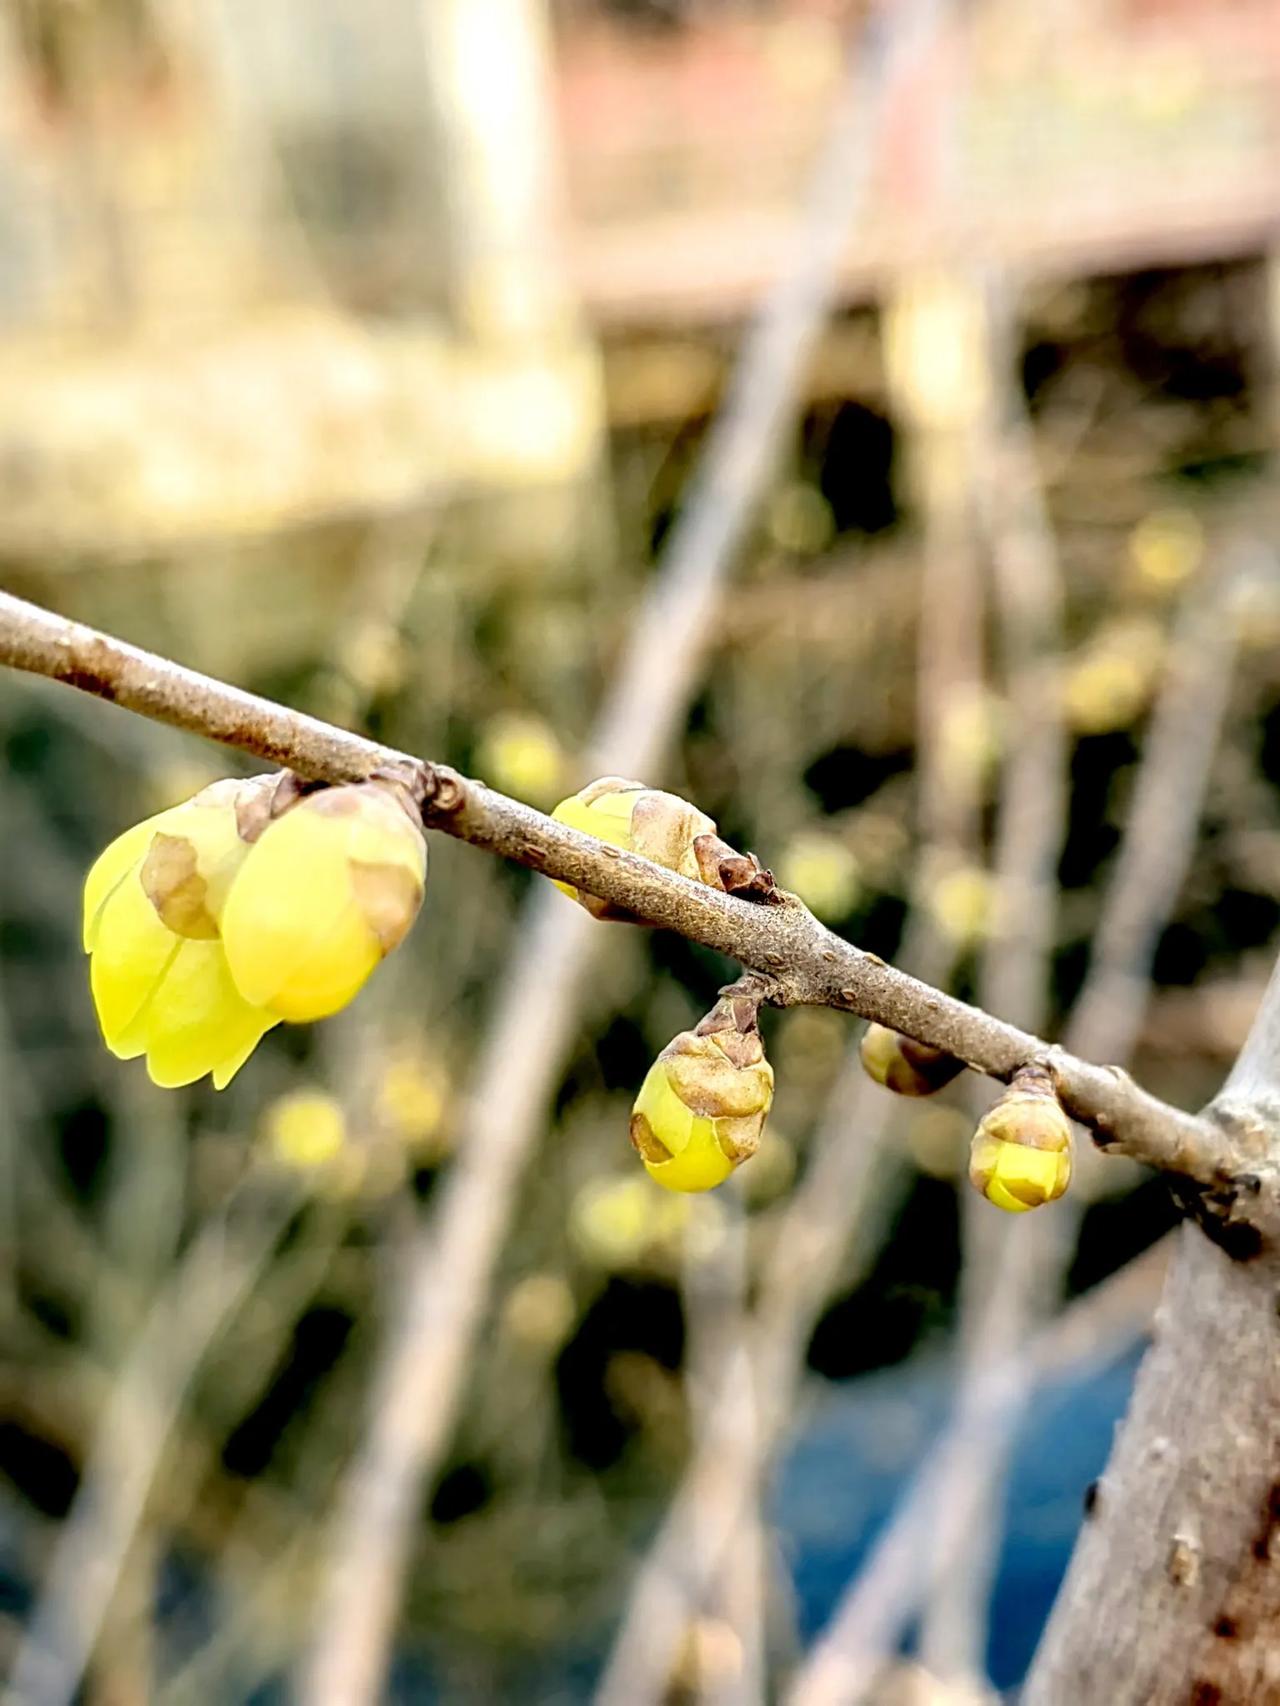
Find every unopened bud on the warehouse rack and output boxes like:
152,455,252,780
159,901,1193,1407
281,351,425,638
860,1022,966,1097
969,1064,1072,1212
629,995,774,1193
550,777,716,918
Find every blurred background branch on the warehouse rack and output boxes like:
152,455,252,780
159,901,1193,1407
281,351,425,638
6,0,1280,1700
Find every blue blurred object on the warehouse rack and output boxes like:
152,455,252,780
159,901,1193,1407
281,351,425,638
771,1342,1144,1691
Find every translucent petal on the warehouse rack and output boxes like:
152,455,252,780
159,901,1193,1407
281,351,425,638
986,1177,1034,1214
631,1063,736,1193
343,791,427,880
140,941,278,1089
83,810,179,951
89,873,183,1050
551,789,637,849
211,1025,275,1090
84,784,260,952
221,806,380,1020
165,788,260,925
265,903,380,1021
645,1114,735,1193
983,1143,1066,1211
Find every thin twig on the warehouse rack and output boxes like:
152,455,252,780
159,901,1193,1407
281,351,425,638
9,1178,301,1706
679,1187,765,1706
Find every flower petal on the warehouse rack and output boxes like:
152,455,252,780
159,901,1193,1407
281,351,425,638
140,941,277,1088
89,873,183,1050
83,811,176,951
221,808,380,1020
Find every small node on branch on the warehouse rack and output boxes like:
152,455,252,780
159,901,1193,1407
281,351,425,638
629,986,774,1193
859,1021,967,1097
969,1063,1073,1213
413,760,467,818
692,833,781,905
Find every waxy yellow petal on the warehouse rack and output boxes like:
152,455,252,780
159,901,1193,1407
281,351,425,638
630,1061,736,1194
980,1142,1070,1212
139,942,277,1089
90,872,185,1052
221,784,425,1022
83,809,179,951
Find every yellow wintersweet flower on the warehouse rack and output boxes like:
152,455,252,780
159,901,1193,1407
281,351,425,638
375,1043,451,1158
550,776,715,919
969,1065,1072,1213
629,1016,774,1194
220,780,427,1023
970,1138,1071,1213
83,778,279,1088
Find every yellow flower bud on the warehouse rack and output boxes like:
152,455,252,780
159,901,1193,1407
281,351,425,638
629,1009,774,1194
969,1066,1073,1213
83,778,280,1088
859,1022,965,1097
220,780,427,1022
375,1044,451,1157
550,776,716,919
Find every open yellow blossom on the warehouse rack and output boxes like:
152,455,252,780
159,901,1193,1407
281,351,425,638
220,780,427,1022
629,1019,774,1193
83,778,279,1088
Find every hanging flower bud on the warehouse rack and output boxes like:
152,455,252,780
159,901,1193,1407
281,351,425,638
629,993,774,1193
83,777,281,1088
220,779,427,1022
549,776,716,919
859,1022,966,1097
969,1064,1072,1212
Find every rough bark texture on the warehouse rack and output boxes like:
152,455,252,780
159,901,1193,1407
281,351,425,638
1024,1225,1280,1706
1026,964,1280,1704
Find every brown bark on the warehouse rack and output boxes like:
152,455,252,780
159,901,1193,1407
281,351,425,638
1024,1226,1280,1706
0,586,1230,1186
1026,960,1280,1703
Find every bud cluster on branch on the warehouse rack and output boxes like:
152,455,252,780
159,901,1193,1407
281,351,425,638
0,589,1254,1219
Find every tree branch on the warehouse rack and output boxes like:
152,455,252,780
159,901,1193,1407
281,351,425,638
0,585,1230,1187
298,5,954,1693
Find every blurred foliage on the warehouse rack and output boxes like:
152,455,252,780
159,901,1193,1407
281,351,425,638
6,254,1280,1696
3,0,1280,1687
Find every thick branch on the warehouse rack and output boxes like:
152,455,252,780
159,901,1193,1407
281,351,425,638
0,587,1224,1182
